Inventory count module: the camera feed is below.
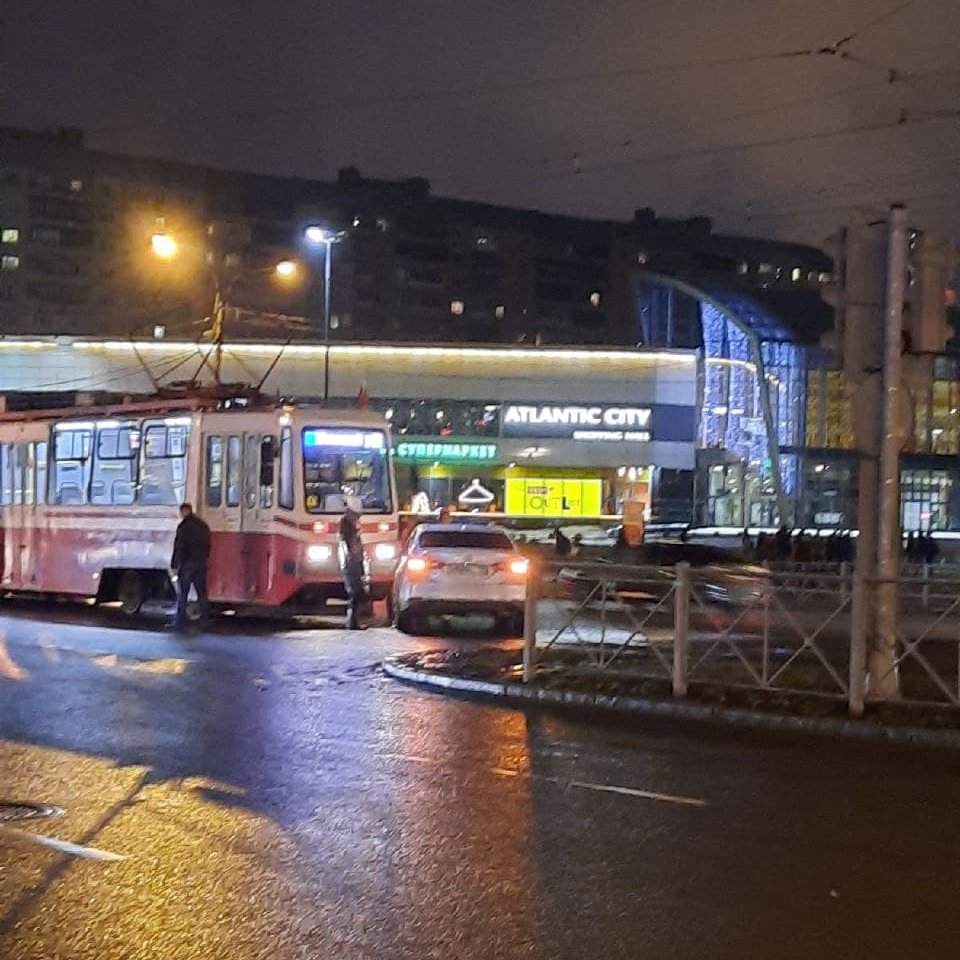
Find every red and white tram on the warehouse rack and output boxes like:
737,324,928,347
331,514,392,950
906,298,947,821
0,395,400,613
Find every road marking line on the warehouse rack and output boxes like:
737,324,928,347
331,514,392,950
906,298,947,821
569,780,706,807
0,824,126,862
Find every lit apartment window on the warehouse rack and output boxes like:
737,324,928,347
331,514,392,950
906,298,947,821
450,300,465,315
70,179,83,192
757,262,775,275
637,251,648,265
1,229,18,244
495,305,505,320
791,267,802,282
818,271,832,284
736,261,748,275
1,256,20,271
589,291,602,308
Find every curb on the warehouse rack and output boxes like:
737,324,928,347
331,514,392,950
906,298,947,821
382,659,960,751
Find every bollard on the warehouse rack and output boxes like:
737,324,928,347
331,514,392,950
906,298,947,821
522,561,541,683
849,575,867,717
673,562,690,698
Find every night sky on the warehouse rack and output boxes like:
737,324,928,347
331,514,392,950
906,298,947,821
2,0,957,244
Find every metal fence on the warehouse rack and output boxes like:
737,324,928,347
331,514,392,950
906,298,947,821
522,560,960,717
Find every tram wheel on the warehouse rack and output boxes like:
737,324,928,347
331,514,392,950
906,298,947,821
118,570,144,615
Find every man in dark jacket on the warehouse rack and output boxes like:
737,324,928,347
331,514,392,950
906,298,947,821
171,502,211,631
339,507,369,630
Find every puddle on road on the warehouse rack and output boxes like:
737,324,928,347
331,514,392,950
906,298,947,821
90,654,190,675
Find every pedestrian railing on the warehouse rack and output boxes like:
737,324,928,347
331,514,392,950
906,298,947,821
521,560,960,717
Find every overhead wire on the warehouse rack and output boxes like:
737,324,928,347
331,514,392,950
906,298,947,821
538,108,960,181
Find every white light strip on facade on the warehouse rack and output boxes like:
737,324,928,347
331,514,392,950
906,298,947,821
67,339,696,365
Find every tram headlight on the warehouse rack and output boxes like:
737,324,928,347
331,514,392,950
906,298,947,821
306,543,333,563
374,542,397,562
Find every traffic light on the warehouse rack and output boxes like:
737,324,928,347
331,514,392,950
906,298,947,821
821,208,887,382
905,231,954,355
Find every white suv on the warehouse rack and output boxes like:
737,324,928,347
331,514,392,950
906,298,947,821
394,524,529,634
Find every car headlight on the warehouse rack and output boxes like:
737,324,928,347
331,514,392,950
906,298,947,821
374,542,398,561
306,543,333,563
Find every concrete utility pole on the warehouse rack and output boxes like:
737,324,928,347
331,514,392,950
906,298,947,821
870,204,909,698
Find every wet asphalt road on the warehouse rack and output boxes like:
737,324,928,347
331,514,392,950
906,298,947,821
0,602,959,959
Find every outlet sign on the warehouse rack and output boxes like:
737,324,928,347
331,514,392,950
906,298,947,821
394,440,498,463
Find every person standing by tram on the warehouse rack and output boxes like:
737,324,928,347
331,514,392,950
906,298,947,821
170,502,211,631
339,505,370,630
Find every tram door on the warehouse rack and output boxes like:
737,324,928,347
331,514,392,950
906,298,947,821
5,442,38,589
239,432,277,601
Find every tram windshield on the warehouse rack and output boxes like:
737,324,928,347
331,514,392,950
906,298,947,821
301,427,392,514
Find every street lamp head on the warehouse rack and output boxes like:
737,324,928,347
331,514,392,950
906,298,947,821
275,259,298,279
304,225,332,246
151,232,178,260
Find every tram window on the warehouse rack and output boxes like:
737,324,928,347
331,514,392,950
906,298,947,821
11,445,25,505
23,443,35,506
226,435,242,507
278,427,293,509
36,441,47,506
260,436,276,508
0,446,12,506
205,436,223,508
91,423,138,505
140,420,190,506
243,435,258,510
52,427,92,505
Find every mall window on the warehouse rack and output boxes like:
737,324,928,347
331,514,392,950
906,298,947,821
1,229,18,244
1,256,19,271
901,469,952,531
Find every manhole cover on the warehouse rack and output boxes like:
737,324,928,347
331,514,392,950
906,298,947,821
0,802,64,823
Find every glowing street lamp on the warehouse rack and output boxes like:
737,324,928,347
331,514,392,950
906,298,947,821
151,232,178,260
274,259,298,279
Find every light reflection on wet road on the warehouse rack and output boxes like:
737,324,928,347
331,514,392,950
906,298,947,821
0,601,959,959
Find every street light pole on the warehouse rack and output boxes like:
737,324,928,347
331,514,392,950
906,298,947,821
871,203,908,698
323,236,333,403
304,226,345,404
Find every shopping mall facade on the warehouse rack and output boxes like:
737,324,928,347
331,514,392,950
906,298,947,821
0,320,958,530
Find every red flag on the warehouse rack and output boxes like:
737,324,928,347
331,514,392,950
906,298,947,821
357,381,369,409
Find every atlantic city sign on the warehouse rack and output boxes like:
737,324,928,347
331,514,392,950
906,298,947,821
502,404,652,442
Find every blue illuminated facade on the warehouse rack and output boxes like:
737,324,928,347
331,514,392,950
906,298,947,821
634,272,820,526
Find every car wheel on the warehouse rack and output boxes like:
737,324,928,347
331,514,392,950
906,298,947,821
396,608,419,635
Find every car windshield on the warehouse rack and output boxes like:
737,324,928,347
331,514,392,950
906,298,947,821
418,530,513,550
302,427,392,514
